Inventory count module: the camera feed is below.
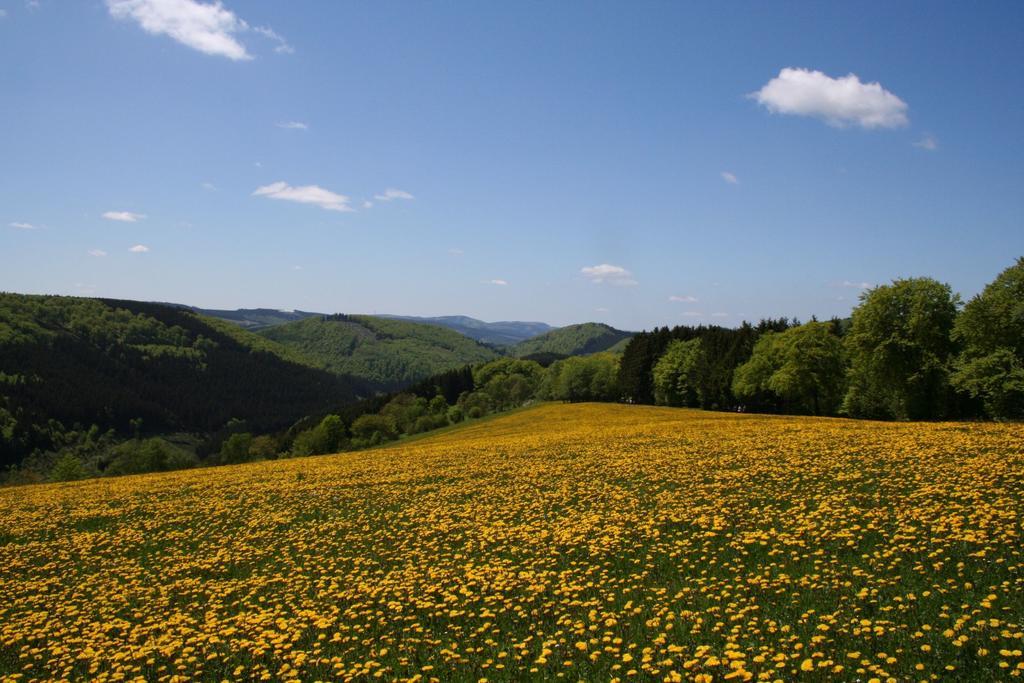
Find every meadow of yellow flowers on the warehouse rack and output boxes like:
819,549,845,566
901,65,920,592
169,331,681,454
1,403,1022,682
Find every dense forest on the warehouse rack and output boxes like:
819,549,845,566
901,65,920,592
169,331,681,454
257,314,500,390
0,295,368,472
511,322,633,357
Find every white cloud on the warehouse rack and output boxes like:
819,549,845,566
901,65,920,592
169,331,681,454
837,280,872,289
373,188,414,202
720,171,739,185
751,67,909,129
291,265,303,271
107,0,252,60
252,181,353,212
669,295,698,303
253,25,292,54
106,0,290,61
448,248,464,256
362,200,373,209
682,311,703,317
711,312,729,318
913,134,938,150
581,263,637,286
129,244,150,253
276,121,308,130
88,249,108,257
0,9,7,18
595,307,610,313
485,279,508,286
103,210,145,222
9,221,37,230
201,181,216,190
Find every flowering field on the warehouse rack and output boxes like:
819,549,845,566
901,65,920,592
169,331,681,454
1,403,1023,682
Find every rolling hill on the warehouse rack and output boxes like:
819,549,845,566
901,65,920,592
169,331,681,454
511,322,633,357
378,314,553,346
258,314,501,390
0,294,368,468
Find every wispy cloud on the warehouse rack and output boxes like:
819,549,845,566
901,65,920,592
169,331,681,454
252,181,353,212
253,25,293,54
751,67,909,129
913,134,938,151
669,295,698,303
681,311,703,317
0,9,7,18
129,244,150,253
595,307,610,313
581,264,637,286
448,248,464,256
711,312,729,318
720,171,739,185
484,279,508,286
88,249,108,257
373,188,414,202
106,0,291,61
201,181,217,191
103,211,145,222
9,221,38,230
276,121,308,130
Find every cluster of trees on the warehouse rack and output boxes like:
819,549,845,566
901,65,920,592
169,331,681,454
629,258,1023,421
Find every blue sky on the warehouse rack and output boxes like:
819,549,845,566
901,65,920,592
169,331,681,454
2,1,1022,330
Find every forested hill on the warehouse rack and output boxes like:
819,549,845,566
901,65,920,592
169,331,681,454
180,306,321,331
0,294,368,469
511,323,633,357
258,314,501,390
378,315,553,346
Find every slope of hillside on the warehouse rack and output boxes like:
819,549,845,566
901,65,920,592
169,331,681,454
183,306,322,330
378,314,553,346
258,314,500,389
0,294,367,468
512,322,632,357
3,403,1021,681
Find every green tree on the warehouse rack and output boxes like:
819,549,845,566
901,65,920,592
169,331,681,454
350,413,398,443
545,354,620,402
291,414,348,456
842,278,960,420
474,358,544,410
50,452,89,482
219,433,254,464
652,339,705,407
951,257,1024,418
732,322,845,415
250,434,279,460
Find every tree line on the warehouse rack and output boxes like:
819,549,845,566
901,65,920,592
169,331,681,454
622,258,1023,420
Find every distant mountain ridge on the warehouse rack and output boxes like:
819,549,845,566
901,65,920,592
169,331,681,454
378,314,553,346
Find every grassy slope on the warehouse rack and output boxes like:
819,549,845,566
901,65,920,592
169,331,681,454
258,315,500,390
2,403,1021,681
511,322,633,357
